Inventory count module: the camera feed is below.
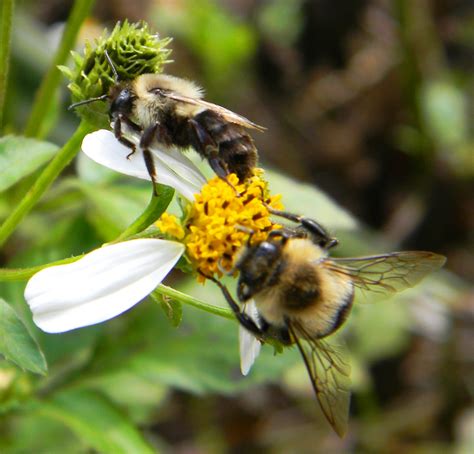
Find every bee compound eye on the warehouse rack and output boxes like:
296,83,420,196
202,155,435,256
257,241,279,259
237,282,252,302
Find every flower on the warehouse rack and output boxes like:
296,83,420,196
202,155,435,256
60,21,172,128
25,239,184,333
82,129,206,201
162,172,283,282
239,301,262,376
25,171,281,373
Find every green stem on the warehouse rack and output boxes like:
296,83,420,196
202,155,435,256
24,0,95,138
112,185,175,243
0,0,14,132
0,255,83,281
154,285,234,320
0,120,94,247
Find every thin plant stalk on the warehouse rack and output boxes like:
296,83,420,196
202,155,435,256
24,0,95,138
154,285,234,320
0,120,94,247
0,0,15,132
112,185,175,243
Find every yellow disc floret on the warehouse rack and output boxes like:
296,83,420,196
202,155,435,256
156,171,283,282
155,213,185,240
186,172,283,282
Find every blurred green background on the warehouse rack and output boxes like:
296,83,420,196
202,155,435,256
0,0,473,452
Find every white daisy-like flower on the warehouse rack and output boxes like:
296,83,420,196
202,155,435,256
25,137,264,373
82,129,206,201
24,237,261,374
26,129,204,333
25,238,185,333
239,301,262,376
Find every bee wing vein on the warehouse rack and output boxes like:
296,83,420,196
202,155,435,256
164,92,266,131
289,321,351,437
322,251,445,295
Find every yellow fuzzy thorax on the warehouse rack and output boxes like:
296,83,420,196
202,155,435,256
156,172,283,282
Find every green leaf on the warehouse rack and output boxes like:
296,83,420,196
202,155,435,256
38,389,155,454
349,295,410,363
114,184,175,242
0,411,89,453
265,169,358,231
181,0,255,86
76,150,123,184
79,183,150,239
83,370,168,425
86,283,298,396
0,298,47,375
0,135,58,192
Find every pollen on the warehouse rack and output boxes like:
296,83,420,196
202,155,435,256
156,213,185,240
185,172,283,282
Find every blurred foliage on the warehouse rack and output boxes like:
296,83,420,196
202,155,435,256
0,0,472,452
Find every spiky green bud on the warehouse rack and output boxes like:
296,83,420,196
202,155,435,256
60,21,172,128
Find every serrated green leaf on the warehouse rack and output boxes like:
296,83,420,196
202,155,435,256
0,299,47,375
0,136,59,192
38,389,155,454
57,65,72,78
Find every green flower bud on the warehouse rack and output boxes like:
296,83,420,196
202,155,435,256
60,20,172,128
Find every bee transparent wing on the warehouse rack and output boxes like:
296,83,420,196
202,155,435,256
164,92,266,131
289,321,351,437
324,251,446,295
239,300,262,376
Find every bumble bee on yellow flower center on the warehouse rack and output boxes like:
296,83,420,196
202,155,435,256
156,172,283,282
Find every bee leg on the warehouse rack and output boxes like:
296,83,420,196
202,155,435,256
200,271,265,338
209,158,242,196
140,124,161,196
114,115,138,158
235,224,255,246
189,119,240,196
142,150,158,196
267,229,293,243
189,118,218,157
267,207,337,249
266,321,292,346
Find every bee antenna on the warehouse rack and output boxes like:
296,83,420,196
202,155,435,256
104,49,120,82
217,258,235,276
235,224,255,246
68,94,108,111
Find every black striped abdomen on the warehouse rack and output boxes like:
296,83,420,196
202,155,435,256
195,110,258,181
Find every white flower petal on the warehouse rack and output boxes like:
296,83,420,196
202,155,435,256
239,300,262,375
25,239,184,333
82,130,205,200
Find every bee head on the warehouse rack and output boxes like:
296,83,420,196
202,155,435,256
236,240,282,301
109,85,134,119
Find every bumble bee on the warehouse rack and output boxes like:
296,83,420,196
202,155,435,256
70,51,264,189
207,210,446,437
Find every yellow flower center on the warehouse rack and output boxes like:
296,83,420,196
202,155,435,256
155,212,185,240
156,172,283,282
